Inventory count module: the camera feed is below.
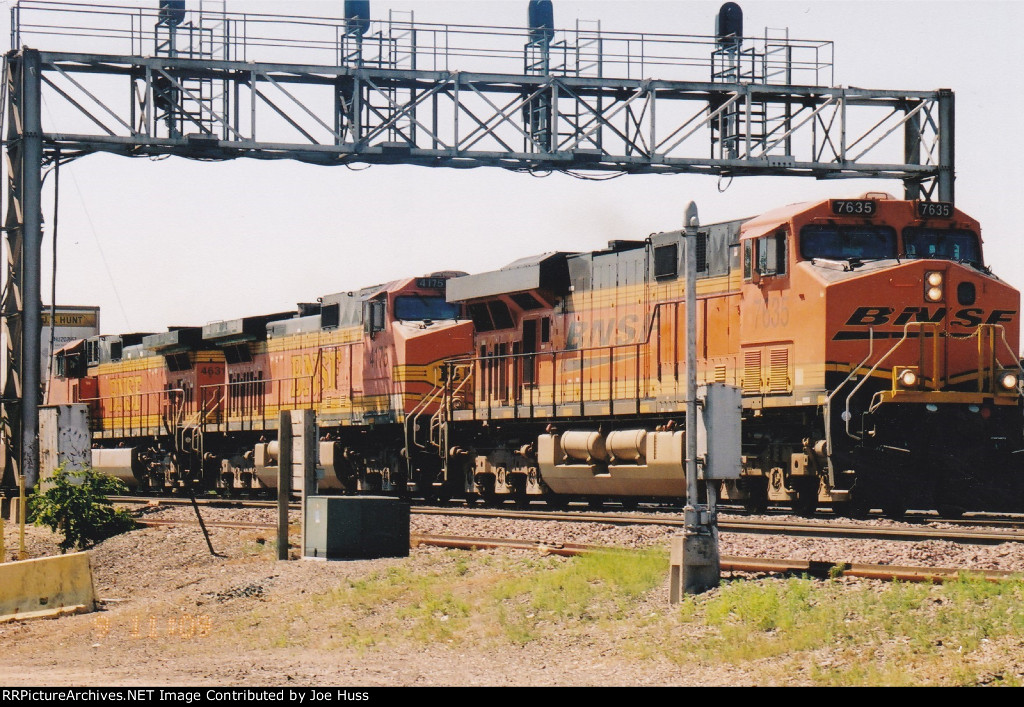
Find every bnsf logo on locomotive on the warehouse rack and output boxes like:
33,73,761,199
844,306,1016,328
566,314,641,349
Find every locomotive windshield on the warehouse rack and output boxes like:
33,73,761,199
394,295,461,321
902,227,981,265
799,224,897,261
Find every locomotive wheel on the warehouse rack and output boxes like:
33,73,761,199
832,499,870,519
937,504,965,519
545,494,570,510
433,486,452,504
790,480,818,517
742,478,769,515
881,504,907,520
513,494,532,509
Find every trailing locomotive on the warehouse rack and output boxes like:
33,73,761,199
47,274,473,497
45,194,1024,515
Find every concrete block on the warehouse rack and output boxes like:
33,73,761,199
670,531,720,601
0,552,97,622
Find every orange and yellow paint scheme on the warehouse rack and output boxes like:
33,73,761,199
447,195,1022,513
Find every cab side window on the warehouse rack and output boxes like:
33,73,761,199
759,231,787,276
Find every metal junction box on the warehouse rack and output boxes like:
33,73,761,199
39,404,91,485
303,496,410,560
697,383,742,480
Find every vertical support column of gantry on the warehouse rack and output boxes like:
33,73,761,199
0,52,21,491
336,3,368,149
526,1,554,153
155,2,184,138
1,49,43,491
937,89,955,203
903,98,922,202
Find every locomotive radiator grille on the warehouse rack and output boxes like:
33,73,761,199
743,349,762,395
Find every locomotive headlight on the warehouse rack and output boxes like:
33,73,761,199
897,368,919,389
998,370,1019,392
924,271,944,302
926,271,943,287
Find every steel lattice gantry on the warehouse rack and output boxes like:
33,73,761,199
0,42,953,488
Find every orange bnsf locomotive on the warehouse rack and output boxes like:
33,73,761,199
442,194,1023,516
46,274,473,496
45,194,1024,515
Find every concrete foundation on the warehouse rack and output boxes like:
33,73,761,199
669,531,721,601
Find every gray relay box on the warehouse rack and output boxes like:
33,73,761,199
304,496,410,559
696,383,742,480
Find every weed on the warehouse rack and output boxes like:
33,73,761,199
29,464,136,552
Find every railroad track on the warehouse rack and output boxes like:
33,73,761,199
411,534,1021,583
112,494,1024,527
130,517,1022,584
121,496,1024,546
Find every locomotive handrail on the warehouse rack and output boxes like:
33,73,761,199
975,324,1024,391
451,296,718,416
437,363,475,445
200,374,316,432
79,387,189,439
863,323,1023,416
824,327,874,460
201,376,266,428
843,321,941,441
470,342,651,415
406,382,444,453
843,320,1022,443
433,362,476,482
996,325,1024,375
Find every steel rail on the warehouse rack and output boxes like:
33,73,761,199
409,534,1022,583
402,506,1024,545
116,497,1024,545
129,517,1022,583
136,517,282,531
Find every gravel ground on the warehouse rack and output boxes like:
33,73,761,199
110,501,1024,573
410,510,1024,572
2,503,1024,687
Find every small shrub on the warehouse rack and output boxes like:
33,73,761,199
29,465,137,552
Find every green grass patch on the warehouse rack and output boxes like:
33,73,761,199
229,548,1024,685
236,548,667,650
661,573,1024,685
491,548,666,644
